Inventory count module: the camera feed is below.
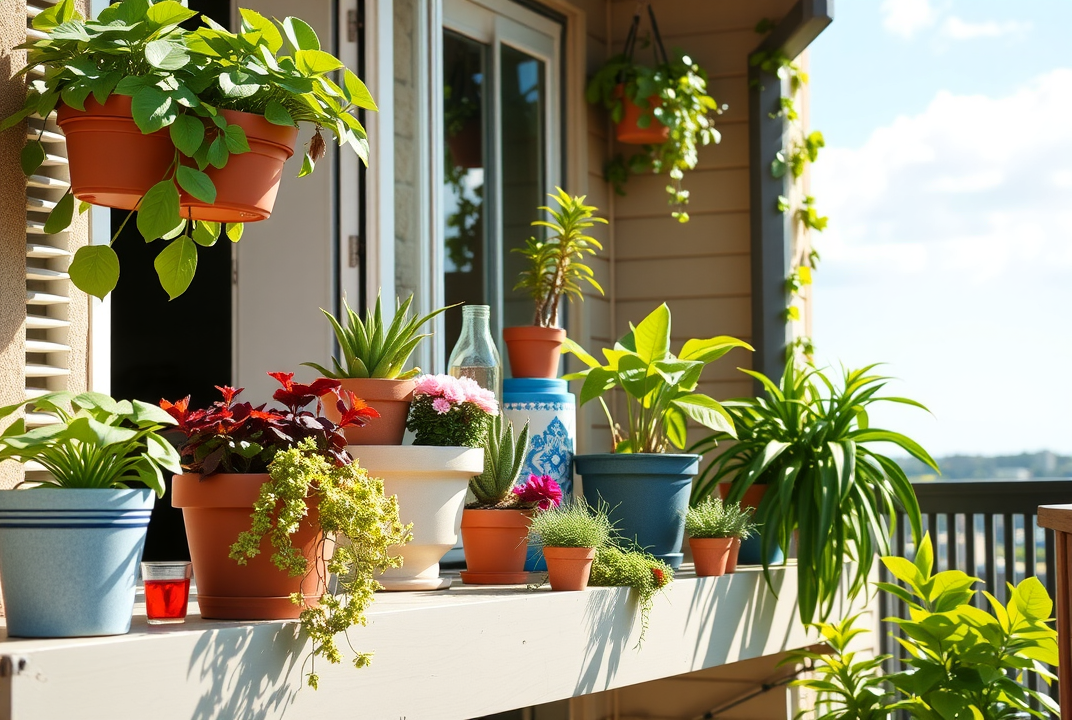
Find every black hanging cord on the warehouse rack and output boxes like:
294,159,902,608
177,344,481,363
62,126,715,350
621,3,670,65
647,4,670,65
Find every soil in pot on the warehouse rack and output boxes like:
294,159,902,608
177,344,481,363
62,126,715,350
615,84,670,145
460,508,531,584
542,546,596,591
689,537,734,577
173,473,330,620
503,326,566,379
326,378,416,445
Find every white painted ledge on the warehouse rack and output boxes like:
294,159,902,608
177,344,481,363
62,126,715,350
0,563,834,720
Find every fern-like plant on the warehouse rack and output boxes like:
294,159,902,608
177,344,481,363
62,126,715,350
467,414,529,508
513,188,607,328
304,293,452,380
684,497,755,540
528,499,613,549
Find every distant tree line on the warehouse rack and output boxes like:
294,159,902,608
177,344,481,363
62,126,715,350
897,451,1072,481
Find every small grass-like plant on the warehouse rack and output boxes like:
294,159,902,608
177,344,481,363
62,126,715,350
685,497,755,539
589,544,673,645
468,414,529,508
528,499,613,549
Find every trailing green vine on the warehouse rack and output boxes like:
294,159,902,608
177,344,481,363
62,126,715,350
751,23,829,357
588,545,673,645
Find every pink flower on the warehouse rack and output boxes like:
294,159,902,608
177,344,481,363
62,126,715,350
442,382,466,404
470,393,499,415
432,397,452,414
414,374,446,397
513,474,563,510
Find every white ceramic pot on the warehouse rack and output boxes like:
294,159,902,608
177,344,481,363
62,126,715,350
351,445,483,591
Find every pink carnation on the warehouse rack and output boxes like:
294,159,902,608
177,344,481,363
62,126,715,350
431,397,452,414
513,474,563,510
412,374,498,415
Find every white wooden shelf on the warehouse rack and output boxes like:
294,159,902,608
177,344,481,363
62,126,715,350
0,563,833,720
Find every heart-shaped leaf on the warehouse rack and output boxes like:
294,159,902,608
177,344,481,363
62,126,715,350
264,99,295,126
192,221,221,247
21,141,45,176
282,17,320,51
176,165,216,203
136,180,181,241
169,114,205,156
223,124,250,154
131,86,176,133
43,191,74,234
154,237,198,300
145,39,189,70
69,245,120,299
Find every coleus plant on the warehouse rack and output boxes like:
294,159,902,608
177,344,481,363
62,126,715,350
4,0,377,300
161,372,378,474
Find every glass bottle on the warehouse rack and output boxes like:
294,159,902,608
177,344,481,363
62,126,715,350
448,305,502,404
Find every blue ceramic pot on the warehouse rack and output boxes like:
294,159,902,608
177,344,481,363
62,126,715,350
0,488,154,637
575,453,699,569
738,533,785,566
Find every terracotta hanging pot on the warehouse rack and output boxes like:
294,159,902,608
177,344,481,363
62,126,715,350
503,326,566,379
324,377,416,445
690,537,734,577
460,508,531,584
614,83,670,145
56,95,298,223
173,473,330,620
542,546,596,591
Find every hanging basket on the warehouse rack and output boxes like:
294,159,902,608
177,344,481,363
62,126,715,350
615,84,670,145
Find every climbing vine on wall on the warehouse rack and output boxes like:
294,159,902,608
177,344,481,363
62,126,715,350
751,25,828,358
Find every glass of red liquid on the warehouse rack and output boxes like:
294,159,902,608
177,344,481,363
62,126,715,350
141,561,192,625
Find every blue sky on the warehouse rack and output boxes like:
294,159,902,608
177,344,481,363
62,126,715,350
808,0,1072,456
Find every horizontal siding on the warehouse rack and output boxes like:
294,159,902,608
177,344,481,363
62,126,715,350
616,253,751,301
615,212,750,259
616,297,752,340
611,167,749,218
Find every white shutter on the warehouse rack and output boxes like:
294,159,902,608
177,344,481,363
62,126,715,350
24,0,73,436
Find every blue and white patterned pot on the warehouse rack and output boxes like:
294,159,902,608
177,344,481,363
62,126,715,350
503,378,575,572
0,488,154,637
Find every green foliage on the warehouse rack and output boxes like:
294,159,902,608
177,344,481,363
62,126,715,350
784,613,892,720
0,392,180,497
562,302,751,453
304,293,451,380
5,0,376,299
684,497,755,540
528,498,613,549
512,188,607,328
588,544,673,645
229,440,410,689
689,361,937,624
586,52,724,222
468,414,529,508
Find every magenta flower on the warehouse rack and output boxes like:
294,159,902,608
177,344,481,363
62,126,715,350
513,474,563,510
431,397,452,414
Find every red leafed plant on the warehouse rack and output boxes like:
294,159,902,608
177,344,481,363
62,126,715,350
161,372,379,475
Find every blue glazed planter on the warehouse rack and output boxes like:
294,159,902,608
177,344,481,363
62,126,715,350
575,453,699,569
738,533,785,566
0,488,154,637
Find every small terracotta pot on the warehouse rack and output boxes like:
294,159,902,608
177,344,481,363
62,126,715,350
460,508,531,584
725,536,742,573
615,84,670,145
690,537,735,577
324,378,416,445
503,326,566,379
57,95,298,223
173,473,330,620
446,117,482,169
542,546,596,591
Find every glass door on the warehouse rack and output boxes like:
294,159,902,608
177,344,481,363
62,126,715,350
440,0,561,360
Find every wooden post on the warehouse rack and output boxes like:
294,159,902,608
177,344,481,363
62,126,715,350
1037,504,1072,714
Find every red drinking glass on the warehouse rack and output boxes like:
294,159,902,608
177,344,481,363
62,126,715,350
141,561,192,625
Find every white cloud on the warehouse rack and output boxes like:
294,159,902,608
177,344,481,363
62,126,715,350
811,69,1072,455
941,16,1032,40
881,0,938,39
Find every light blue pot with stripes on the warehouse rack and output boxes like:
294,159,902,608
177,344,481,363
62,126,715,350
0,488,154,637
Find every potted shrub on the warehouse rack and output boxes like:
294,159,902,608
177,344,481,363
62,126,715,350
0,392,180,637
357,374,494,591
505,188,606,379
688,361,938,624
460,414,563,585
684,498,755,577
304,293,452,445
164,372,379,620
587,51,723,222
3,0,377,299
563,302,751,569
527,499,612,591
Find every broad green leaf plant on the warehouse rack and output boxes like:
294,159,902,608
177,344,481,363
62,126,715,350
303,293,453,380
4,0,377,299
562,302,751,453
0,392,181,496
512,188,606,328
688,361,938,625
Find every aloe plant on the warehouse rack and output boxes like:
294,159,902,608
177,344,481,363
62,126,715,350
468,414,529,508
304,294,452,380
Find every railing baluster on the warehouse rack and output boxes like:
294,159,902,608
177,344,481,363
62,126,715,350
1004,513,1016,599
946,512,956,571
985,513,997,595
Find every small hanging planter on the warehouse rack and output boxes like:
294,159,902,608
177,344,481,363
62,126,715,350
614,84,669,146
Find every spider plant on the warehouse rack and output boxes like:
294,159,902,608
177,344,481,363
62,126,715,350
688,361,938,624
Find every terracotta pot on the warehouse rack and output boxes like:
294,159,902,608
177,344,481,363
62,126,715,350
172,473,330,620
690,537,734,577
542,546,596,591
446,116,482,169
503,326,566,379
56,96,298,223
718,483,785,566
726,536,742,573
460,508,531,584
325,378,416,445
718,481,767,512
615,84,670,145
355,445,483,591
